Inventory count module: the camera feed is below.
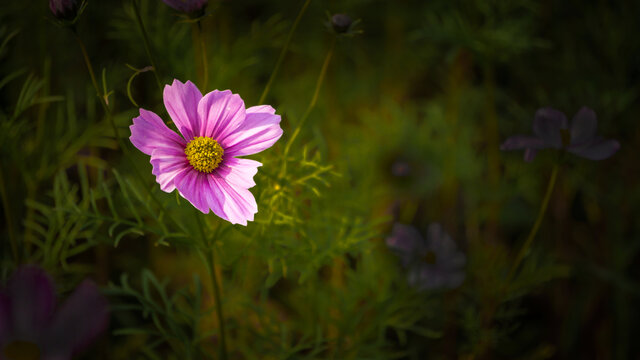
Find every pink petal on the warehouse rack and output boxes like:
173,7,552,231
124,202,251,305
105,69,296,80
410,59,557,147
211,175,258,226
163,79,203,140
222,107,283,156
533,108,568,148
150,144,191,193
570,107,598,145
43,280,109,358
197,90,246,140
7,265,56,341
174,170,258,225
174,169,215,214
215,158,262,189
129,109,186,156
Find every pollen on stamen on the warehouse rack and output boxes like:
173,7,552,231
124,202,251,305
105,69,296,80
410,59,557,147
184,136,224,173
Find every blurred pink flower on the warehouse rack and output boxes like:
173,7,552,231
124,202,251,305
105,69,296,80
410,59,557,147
130,80,283,225
0,265,109,360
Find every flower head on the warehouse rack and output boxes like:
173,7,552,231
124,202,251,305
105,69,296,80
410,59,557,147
129,80,283,225
500,107,620,162
331,14,353,33
0,265,109,360
325,13,362,37
162,0,208,15
386,223,466,290
49,0,83,21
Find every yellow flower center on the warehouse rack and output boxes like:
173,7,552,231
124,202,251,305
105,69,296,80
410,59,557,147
184,136,224,173
3,340,41,360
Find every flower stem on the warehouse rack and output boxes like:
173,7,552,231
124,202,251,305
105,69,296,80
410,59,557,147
132,0,163,89
0,167,19,262
195,214,228,360
281,37,336,176
508,164,559,280
74,30,106,113
74,30,182,235
258,0,311,104
195,21,209,91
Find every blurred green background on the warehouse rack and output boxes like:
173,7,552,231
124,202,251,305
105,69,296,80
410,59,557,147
1,0,639,359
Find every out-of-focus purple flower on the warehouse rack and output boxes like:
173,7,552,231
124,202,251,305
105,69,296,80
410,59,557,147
162,0,208,14
500,107,620,162
0,265,109,360
129,80,283,225
386,223,466,290
49,0,82,21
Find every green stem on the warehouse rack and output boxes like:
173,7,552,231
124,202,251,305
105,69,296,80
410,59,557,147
280,38,336,176
0,167,19,262
258,0,311,104
74,31,106,112
74,30,181,235
132,0,163,89
508,164,559,280
195,214,228,360
196,21,209,91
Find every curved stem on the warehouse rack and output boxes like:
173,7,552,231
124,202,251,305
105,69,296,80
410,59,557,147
280,37,336,176
508,164,559,280
195,214,228,360
132,0,162,89
258,0,312,104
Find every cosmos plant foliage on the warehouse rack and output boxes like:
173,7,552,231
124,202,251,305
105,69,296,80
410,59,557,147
0,0,635,359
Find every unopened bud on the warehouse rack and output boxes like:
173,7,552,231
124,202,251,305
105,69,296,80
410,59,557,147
331,13,352,34
49,0,81,21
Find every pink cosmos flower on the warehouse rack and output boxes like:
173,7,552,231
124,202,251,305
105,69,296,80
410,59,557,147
129,80,283,225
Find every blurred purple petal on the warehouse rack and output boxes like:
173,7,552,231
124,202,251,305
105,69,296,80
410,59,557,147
570,107,598,145
524,148,538,162
0,291,9,342
43,280,108,358
162,0,207,13
7,266,56,341
500,135,546,151
386,224,426,254
568,138,620,160
533,107,567,148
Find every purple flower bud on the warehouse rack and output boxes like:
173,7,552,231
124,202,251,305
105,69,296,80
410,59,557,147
500,107,620,161
49,0,82,21
162,0,208,15
331,14,353,34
